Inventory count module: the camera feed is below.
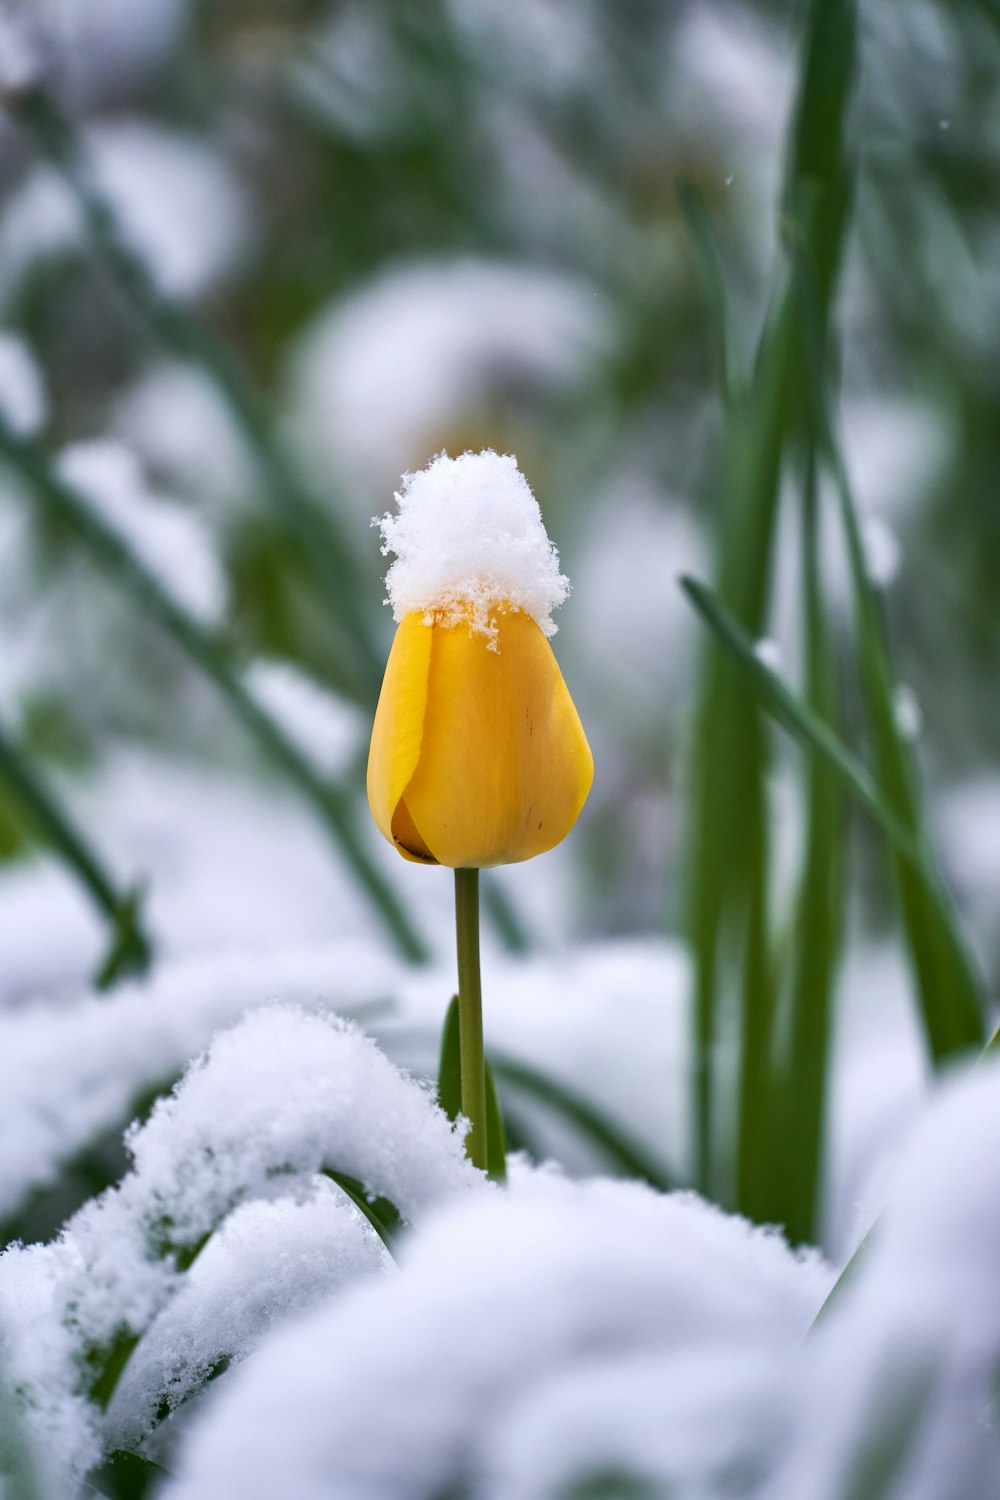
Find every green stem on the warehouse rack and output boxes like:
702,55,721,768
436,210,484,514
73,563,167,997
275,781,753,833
454,868,488,1170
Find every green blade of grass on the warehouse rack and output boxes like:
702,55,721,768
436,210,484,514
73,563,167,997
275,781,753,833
0,419,428,965
322,1170,404,1255
772,459,846,1243
681,574,985,1063
678,180,737,403
683,0,858,1198
10,86,381,703
0,716,151,988
825,440,986,1058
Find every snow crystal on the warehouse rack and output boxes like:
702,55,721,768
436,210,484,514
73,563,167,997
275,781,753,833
0,331,46,437
56,441,226,625
105,1183,390,1455
164,1173,830,1500
243,660,364,781
0,119,250,307
377,450,568,640
773,1058,1000,1500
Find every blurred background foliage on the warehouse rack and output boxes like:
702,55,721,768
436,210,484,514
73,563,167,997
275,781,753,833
0,0,998,1239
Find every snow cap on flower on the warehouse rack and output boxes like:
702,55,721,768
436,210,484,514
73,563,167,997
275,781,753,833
376,450,569,641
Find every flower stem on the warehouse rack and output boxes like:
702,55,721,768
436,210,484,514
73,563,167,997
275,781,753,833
454,868,488,1170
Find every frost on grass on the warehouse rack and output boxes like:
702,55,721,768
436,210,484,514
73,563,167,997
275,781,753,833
772,1057,1000,1500
56,441,226,625
165,1172,830,1500
243,660,365,781
0,331,46,437
377,449,568,640
0,1006,478,1492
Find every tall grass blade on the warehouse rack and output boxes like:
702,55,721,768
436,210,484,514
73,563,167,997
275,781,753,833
683,0,857,1198
681,573,985,1062
825,441,986,1057
773,460,846,1243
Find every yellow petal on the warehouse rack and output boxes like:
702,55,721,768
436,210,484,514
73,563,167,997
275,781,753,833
402,607,593,867
367,612,436,860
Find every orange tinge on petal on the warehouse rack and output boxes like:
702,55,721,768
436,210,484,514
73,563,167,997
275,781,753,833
367,607,593,868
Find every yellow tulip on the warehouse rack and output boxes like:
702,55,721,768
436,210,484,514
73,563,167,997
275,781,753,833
367,604,593,868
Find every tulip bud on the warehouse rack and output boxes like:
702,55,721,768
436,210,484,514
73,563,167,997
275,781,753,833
367,451,593,868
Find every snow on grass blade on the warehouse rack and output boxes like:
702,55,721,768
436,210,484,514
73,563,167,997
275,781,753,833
0,944,401,1241
7,85,381,702
0,715,151,989
683,573,984,1074
0,1007,482,1493
0,418,428,964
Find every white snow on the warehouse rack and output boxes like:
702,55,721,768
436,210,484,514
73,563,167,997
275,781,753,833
104,1183,391,1456
772,1057,1000,1500
860,514,901,587
111,362,256,514
0,10,44,95
0,119,250,306
0,1005,480,1492
286,258,609,497
163,1172,830,1500
243,661,365,782
0,332,46,438
377,449,568,640
0,942,403,1221
56,442,226,625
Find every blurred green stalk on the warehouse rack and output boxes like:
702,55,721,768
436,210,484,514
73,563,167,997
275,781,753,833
0,419,429,965
684,0,857,1201
0,715,151,987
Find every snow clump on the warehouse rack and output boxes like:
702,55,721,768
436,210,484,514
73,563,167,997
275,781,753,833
164,1172,830,1500
377,449,568,641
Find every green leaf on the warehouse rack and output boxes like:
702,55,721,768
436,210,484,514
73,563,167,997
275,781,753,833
437,995,462,1123
484,1059,507,1183
323,1170,405,1256
82,1451,168,1500
437,995,507,1181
